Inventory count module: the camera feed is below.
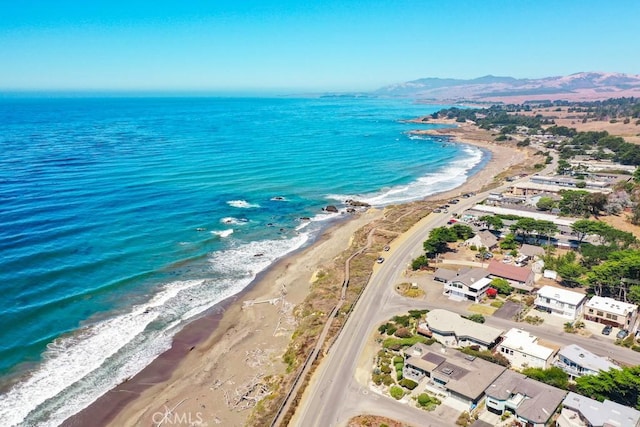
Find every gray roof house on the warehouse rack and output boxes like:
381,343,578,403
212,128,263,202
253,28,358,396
485,370,567,427
465,230,499,250
403,343,506,410
557,392,640,427
435,267,494,302
555,344,620,380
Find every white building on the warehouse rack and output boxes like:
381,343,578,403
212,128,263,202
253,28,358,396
497,328,556,369
436,267,492,302
423,309,504,350
534,285,586,320
584,296,638,330
555,344,620,380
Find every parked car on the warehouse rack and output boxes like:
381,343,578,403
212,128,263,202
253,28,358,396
601,325,612,335
475,252,493,260
616,329,629,339
433,208,442,213
383,245,390,251
376,257,385,264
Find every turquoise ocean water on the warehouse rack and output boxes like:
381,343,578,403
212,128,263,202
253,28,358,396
0,97,486,425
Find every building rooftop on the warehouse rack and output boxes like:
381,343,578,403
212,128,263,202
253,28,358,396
562,392,640,427
537,285,586,306
450,267,490,287
426,309,504,346
586,296,638,317
486,370,567,425
487,260,533,284
426,349,506,402
558,344,619,373
519,243,545,258
500,328,555,361
471,204,576,227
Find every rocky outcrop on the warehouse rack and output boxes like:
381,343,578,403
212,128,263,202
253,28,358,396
345,199,370,207
323,205,339,213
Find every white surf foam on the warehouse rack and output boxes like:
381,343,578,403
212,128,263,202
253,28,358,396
211,229,234,238
220,217,248,225
3,232,312,426
226,200,260,209
326,144,485,207
0,280,202,427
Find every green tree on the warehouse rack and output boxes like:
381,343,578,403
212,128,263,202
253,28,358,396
559,190,591,216
411,255,429,270
499,233,518,250
557,159,572,175
450,224,475,240
522,367,569,390
480,215,504,230
575,366,640,410
389,385,405,400
490,278,513,295
536,196,556,211
467,314,485,323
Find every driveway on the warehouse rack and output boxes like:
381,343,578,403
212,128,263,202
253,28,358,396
492,301,522,320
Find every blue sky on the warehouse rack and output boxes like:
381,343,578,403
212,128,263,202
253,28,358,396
1,0,639,93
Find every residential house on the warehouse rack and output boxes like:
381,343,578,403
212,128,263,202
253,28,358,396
423,309,504,350
403,343,506,409
555,344,620,380
487,260,535,293
465,230,499,251
497,328,556,369
519,243,545,260
485,370,567,427
584,296,638,330
557,392,640,427
436,267,493,302
534,285,586,320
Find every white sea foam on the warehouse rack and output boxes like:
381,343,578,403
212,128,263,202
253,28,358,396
327,144,484,207
220,217,248,225
211,229,234,238
226,200,260,209
2,232,312,426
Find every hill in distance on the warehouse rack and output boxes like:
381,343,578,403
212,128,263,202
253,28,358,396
375,72,640,103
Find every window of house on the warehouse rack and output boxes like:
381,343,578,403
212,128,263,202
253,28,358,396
588,308,594,313
597,311,604,316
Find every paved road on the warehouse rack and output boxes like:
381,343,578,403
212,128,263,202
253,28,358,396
291,194,484,427
290,154,592,427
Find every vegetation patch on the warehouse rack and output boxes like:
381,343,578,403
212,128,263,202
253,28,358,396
394,282,425,298
468,304,496,315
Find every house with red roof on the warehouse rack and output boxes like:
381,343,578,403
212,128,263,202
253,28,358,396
487,260,535,292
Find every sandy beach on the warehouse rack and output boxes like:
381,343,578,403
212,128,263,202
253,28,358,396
63,118,533,427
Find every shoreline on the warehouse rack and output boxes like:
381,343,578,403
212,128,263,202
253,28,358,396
63,118,533,427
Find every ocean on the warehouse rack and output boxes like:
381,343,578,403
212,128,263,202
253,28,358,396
0,96,486,426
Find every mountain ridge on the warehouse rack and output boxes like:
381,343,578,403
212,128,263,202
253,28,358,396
375,72,640,102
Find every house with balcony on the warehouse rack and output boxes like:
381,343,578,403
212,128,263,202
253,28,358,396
584,296,638,330
464,229,499,251
436,267,493,302
402,343,506,409
555,344,620,380
534,285,586,320
423,309,504,350
497,328,556,369
557,392,640,427
485,370,567,427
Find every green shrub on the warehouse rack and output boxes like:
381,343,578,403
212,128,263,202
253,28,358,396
389,385,404,400
417,393,441,410
396,370,403,381
394,362,404,372
392,315,411,327
408,309,428,318
383,336,432,350
386,325,397,336
372,373,383,385
394,327,412,338
378,323,388,334
382,374,394,386
399,378,418,390
467,314,485,324
380,365,392,374
490,300,504,308
393,356,404,364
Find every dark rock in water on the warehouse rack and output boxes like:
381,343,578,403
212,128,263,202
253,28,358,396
300,217,311,221
346,208,356,213
267,223,274,227
196,227,206,232
271,196,285,201
254,253,264,257
345,199,371,207
324,205,339,213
